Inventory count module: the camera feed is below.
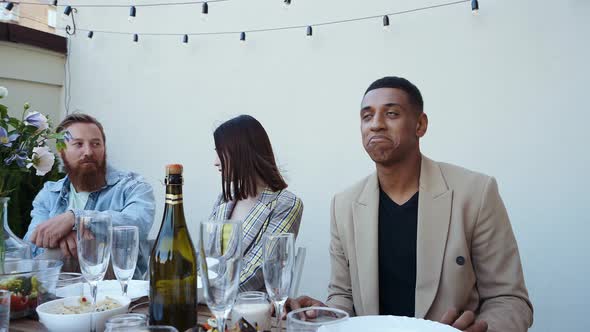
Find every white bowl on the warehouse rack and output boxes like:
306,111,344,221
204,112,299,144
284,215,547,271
36,295,131,332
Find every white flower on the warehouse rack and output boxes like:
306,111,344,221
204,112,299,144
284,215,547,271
24,111,49,132
0,87,7,99
27,146,55,176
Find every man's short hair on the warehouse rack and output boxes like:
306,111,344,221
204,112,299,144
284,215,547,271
56,113,106,143
365,76,424,113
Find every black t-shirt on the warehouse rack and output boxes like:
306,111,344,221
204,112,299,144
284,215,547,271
378,189,419,317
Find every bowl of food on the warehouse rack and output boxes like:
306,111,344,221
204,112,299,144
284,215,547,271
37,295,131,332
0,259,63,319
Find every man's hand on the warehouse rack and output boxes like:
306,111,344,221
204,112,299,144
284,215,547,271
283,296,327,320
59,231,78,258
440,309,488,332
30,212,75,249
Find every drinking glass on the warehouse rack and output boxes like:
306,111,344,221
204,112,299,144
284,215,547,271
230,291,272,331
111,226,139,297
286,307,349,332
55,272,84,298
76,210,112,332
105,313,148,331
199,220,242,332
0,290,10,332
128,326,178,332
263,233,295,332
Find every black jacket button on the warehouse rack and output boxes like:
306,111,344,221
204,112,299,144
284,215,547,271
456,256,465,266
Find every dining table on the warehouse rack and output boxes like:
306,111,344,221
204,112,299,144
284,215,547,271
9,299,217,332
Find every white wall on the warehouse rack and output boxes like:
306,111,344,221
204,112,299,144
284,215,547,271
62,0,590,330
0,41,65,124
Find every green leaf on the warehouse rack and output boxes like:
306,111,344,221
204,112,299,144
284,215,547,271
8,118,21,130
0,104,7,119
56,141,66,152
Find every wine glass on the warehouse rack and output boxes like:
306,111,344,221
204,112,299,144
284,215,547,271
111,226,139,297
262,233,295,332
76,210,112,332
199,220,243,332
286,307,349,331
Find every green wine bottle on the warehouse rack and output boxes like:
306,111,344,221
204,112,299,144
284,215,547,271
149,164,197,330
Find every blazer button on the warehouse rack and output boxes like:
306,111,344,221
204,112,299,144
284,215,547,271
456,256,465,266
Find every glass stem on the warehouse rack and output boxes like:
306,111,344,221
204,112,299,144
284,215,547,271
121,280,129,297
90,281,98,332
274,301,285,332
217,315,227,332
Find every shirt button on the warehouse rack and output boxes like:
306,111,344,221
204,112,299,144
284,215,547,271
456,256,465,266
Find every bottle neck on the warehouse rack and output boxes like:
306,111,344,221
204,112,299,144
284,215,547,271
163,175,186,228
165,174,184,204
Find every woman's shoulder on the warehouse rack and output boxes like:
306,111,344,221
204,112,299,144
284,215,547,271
272,189,303,210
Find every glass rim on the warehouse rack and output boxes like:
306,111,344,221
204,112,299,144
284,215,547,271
0,259,64,276
113,225,139,231
106,312,148,323
78,210,111,220
236,291,268,300
286,306,349,326
263,232,294,239
201,219,242,226
59,272,83,278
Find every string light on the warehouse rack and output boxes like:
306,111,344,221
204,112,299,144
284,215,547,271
129,5,136,23
43,0,475,44
471,0,478,14
182,34,189,44
87,30,94,38
0,0,228,7
201,2,208,21
62,5,72,20
133,33,139,42
3,2,14,15
382,15,390,30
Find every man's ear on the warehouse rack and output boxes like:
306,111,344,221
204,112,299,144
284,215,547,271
416,112,428,138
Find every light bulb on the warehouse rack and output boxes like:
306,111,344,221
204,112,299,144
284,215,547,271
382,15,390,31
128,5,136,23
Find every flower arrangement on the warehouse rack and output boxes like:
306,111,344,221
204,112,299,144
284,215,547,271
0,86,66,197
0,86,66,265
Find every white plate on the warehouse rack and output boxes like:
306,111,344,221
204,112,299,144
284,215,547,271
318,315,460,332
56,280,149,301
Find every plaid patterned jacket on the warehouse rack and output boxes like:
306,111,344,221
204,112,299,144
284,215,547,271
209,188,303,292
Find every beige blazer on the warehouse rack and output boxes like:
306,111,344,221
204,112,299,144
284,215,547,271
326,156,533,332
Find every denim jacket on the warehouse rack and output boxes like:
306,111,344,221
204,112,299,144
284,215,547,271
24,164,156,279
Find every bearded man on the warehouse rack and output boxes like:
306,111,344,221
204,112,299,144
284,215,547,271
24,113,155,278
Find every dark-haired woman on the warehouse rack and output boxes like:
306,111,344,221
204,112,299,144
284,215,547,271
209,114,304,292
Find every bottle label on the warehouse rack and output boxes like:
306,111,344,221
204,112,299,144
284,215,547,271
165,194,183,205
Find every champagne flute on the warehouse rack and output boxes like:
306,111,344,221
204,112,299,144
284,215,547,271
262,233,295,332
77,211,112,332
199,220,242,332
111,226,139,297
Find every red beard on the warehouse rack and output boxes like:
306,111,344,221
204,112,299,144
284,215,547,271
63,155,107,192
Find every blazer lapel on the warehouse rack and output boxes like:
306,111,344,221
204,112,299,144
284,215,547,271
353,173,380,315
240,189,279,256
414,156,453,318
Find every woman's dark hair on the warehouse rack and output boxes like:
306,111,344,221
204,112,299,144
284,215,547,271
214,115,287,202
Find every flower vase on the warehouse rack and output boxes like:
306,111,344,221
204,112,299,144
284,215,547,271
0,197,32,263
